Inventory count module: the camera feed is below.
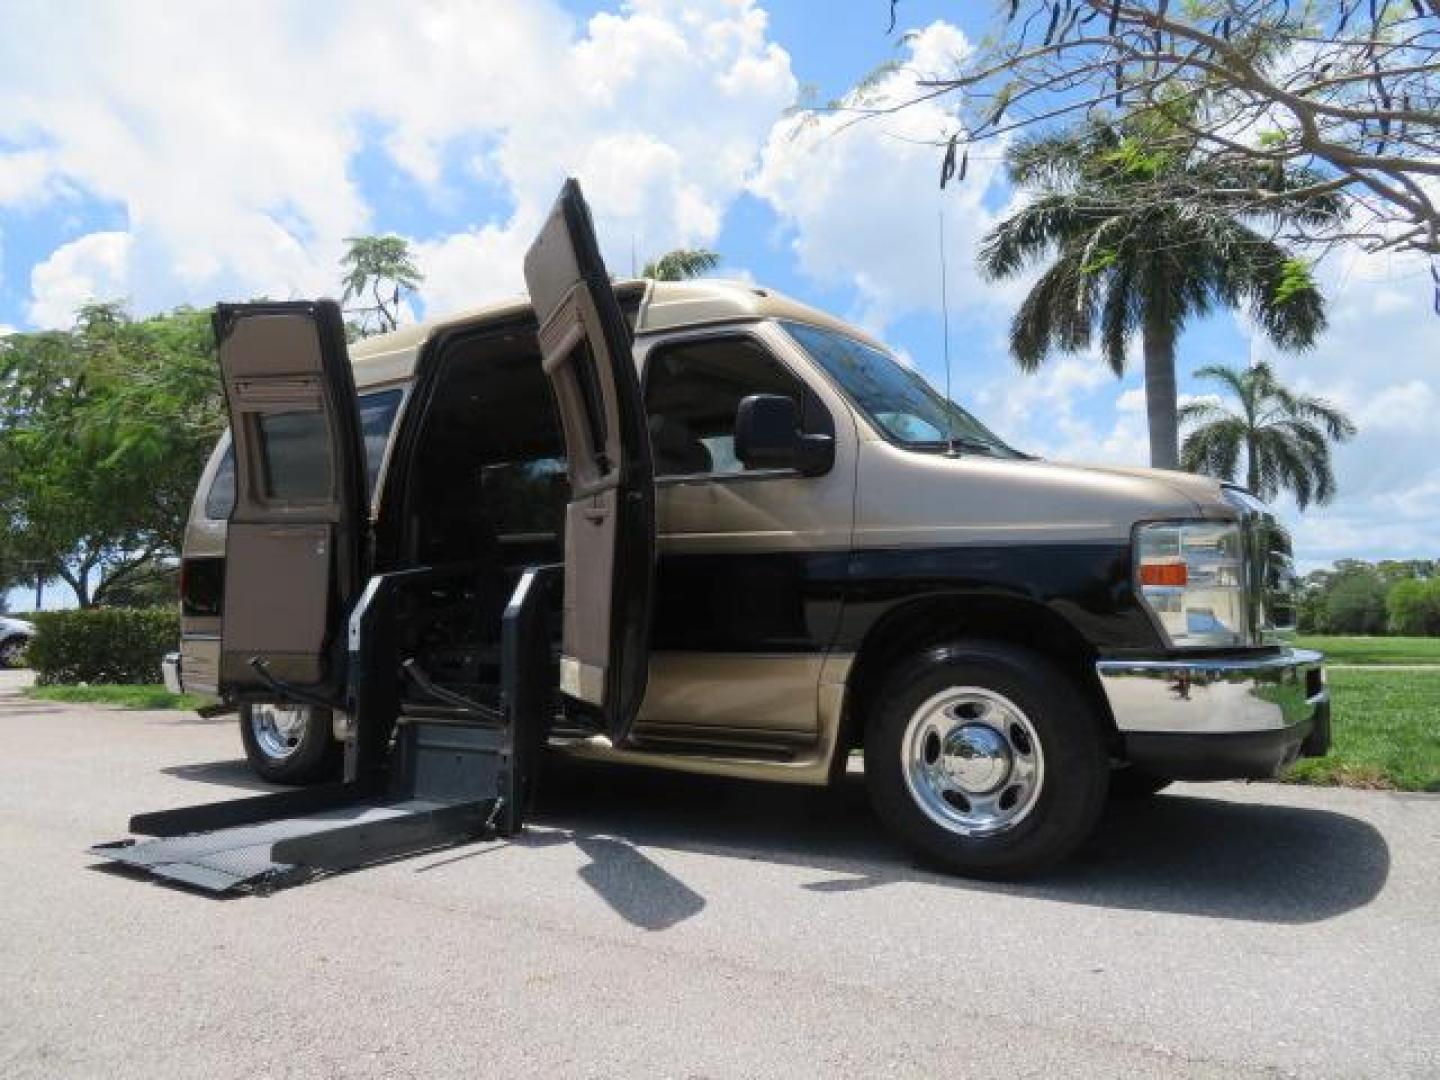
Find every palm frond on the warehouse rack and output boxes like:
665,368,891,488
643,249,721,281
977,195,1091,280
1009,255,1093,371
1181,416,1246,481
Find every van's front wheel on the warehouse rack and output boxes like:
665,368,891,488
864,642,1108,878
240,703,340,784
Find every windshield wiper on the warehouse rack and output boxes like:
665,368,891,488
909,436,1005,456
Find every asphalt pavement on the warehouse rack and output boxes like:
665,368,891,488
1,672,1436,1078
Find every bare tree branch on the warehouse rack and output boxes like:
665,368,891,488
864,1,1440,255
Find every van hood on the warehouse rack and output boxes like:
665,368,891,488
1031,458,1235,518
855,442,1241,549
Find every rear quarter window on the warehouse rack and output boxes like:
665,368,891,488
202,388,403,520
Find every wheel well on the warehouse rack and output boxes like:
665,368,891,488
840,594,1119,755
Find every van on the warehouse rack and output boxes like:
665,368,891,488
166,181,1329,876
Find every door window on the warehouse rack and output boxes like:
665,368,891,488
643,336,820,478
257,409,330,500
205,388,402,519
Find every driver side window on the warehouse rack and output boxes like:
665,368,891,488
643,336,819,478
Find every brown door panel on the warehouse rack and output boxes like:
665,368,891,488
214,301,365,698
524,180,655,742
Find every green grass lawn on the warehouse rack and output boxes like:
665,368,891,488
1297,635,1440,665
26,684,209,711
1284,668,1440,792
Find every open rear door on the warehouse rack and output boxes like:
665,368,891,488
523,179,655,744
214,301,367,700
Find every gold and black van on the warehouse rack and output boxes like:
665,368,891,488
165,181,1329,877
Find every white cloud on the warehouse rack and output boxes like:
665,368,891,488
0,148,60,206
971,356,1148,466
1243,246,1440,565
0,0,795,326
26,231,133,328
749,20,1012,331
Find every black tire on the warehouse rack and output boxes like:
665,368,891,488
1108,768,1173,799
239,703,341,785
864,641,1109,879
0,636,28,669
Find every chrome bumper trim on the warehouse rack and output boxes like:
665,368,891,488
1097,648,1327,735
161,651,183,695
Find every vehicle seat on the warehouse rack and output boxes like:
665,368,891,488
648,415,712,476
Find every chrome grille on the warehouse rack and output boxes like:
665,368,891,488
1223,486,1298,644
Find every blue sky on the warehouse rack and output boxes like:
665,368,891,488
2,0,1437,609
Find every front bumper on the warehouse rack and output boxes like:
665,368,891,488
1096,648,1330,780
161,651,183,695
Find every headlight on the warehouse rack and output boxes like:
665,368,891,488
1135,521,1248,648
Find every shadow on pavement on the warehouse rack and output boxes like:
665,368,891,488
161,759,280,793
156,752,1389,927
528,757,1390,927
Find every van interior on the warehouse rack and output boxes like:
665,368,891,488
378,324,575,726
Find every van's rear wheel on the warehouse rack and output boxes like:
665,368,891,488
240,703,340,784
864,642,1109,879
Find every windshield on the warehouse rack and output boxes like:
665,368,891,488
781,321,1023,458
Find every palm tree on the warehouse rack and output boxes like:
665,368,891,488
1180,362,1355,509
642,249,721,281
340,235,424,337
978,120,1339,469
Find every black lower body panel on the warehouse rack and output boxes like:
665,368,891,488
1124,708,1325,782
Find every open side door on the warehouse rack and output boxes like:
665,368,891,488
523,179,655,744
214,301,367,701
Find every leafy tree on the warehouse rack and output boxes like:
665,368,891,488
1297,580,1330,634
1387,577,1440,635
340,235,424,337
978,119,1333,468
1324,563,1389,634
98,559,180,609
1180,361,1355,507
1376,559,1437,584
642,249,721,281
0,303,223,607
880,1,1440,256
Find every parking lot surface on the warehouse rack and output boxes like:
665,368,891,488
1,678,1436,1078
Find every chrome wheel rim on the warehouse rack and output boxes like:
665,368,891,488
0,640,24,667
901,687,1045,836
250,704,310,761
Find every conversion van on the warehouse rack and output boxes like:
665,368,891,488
165,181,1328,877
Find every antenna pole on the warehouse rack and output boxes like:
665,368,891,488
940,204,957,456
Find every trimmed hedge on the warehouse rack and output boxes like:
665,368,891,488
28,608,179,686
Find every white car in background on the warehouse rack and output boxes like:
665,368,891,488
0,615,34,669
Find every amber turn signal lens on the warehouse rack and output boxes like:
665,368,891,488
1139,562,1188,587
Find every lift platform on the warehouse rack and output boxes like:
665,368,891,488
90,565,558,895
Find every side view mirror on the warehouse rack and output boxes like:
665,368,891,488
733,394,834,476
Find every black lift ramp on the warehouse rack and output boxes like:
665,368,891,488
91,565,558,895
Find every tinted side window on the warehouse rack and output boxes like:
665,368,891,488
358,389,403,495
479,457,568,536
205,443,236,519
203,388,404,519
257,409,331,500
643,337,810,477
